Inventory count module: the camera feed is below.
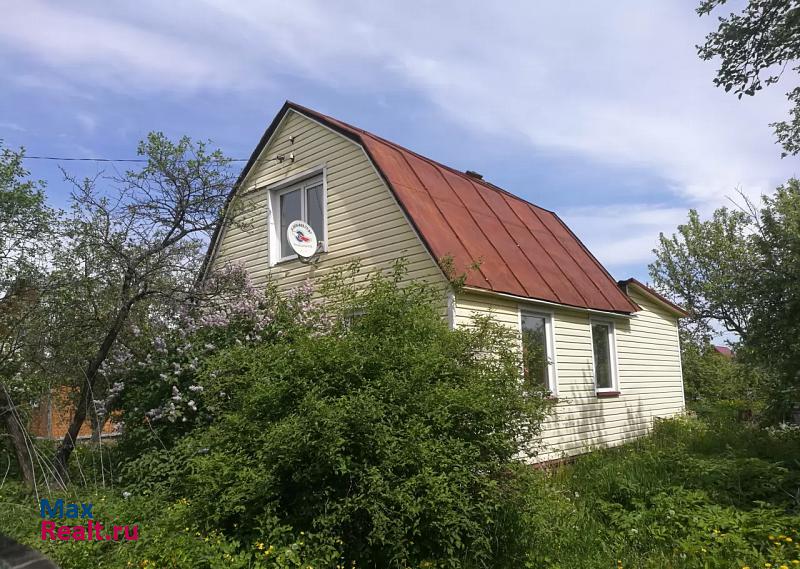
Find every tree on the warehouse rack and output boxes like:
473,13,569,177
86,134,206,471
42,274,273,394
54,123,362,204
649,206,758,341
48,132,238,480
747,180,800,413
697,0,800,156
0,143,54,487
651,180,800,417
679,334,763,411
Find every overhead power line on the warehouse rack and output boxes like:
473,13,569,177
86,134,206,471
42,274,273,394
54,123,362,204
24,155,250,163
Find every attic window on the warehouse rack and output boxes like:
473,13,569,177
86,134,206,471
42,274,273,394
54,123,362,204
269,172,326,263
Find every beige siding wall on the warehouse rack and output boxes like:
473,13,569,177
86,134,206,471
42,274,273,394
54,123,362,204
210,110,446,299
454,289,685,462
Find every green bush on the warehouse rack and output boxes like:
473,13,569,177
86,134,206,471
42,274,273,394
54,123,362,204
120,268,552,568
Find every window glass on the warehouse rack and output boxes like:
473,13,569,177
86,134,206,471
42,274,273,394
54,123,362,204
306,184,324,240
591,323,612,389
279,189,302,257
521,313,549,390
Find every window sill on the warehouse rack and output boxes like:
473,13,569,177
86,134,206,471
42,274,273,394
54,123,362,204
272,248,327,267
595,390,621,398
274,255,299,266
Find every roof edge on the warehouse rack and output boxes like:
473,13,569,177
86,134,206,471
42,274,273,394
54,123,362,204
461,286,635,319
619,278,689,317
550,213,640,313
199,101,303,285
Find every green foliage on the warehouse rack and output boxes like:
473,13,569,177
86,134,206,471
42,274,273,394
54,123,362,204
0,481,341,569
698,0,800,156
651,181,800,418
748,180,800,417
0,142,53,381
120,267,551,568
651,207,756,340
0,142,51,283
680,336,769,419
6,416,800,568
518,416,800,568
0,143,54,485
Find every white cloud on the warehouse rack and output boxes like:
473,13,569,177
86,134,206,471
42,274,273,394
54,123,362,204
0,0,259,91
0,122,25,132
560,204,689,270
2,0,796,269
75,112,97,133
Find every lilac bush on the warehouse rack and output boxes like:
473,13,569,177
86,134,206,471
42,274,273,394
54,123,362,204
114,263,334,454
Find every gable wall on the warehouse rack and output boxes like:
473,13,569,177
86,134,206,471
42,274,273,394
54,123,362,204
209,110,446,299
454,288,685,462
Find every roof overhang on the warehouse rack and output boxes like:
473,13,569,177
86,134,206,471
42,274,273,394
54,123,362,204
461,286,636,319
618,278,689,318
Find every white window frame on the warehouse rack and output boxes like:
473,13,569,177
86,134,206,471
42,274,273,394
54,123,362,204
590,319,619,394
266,167,328,266
519,308,558,396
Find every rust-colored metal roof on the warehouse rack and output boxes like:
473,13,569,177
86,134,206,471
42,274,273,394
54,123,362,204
223,101,641,314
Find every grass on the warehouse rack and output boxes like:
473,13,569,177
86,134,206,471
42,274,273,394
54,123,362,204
2,415,800,568
521,415,800,568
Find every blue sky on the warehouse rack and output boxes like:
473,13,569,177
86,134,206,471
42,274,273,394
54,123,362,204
1,0,796,283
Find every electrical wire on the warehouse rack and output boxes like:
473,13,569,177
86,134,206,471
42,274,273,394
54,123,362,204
24,155,250,163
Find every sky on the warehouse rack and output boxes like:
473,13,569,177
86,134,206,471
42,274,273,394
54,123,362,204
1,0,796,283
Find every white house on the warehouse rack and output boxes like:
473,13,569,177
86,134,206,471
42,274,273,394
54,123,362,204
202,101,687,462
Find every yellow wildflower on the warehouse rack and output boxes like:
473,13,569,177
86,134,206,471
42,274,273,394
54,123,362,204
256,542,265,550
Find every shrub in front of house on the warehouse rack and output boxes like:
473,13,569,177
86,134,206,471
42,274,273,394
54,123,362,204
116,264,553,568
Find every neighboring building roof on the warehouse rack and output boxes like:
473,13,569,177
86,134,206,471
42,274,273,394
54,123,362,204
213,101,642,314
713,345,734,358
618,278,689,317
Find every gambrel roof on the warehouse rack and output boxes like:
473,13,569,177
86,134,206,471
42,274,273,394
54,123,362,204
211,101,641,314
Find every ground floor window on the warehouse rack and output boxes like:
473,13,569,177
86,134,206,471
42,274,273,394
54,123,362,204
591,320,618,392
521,311,556,394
